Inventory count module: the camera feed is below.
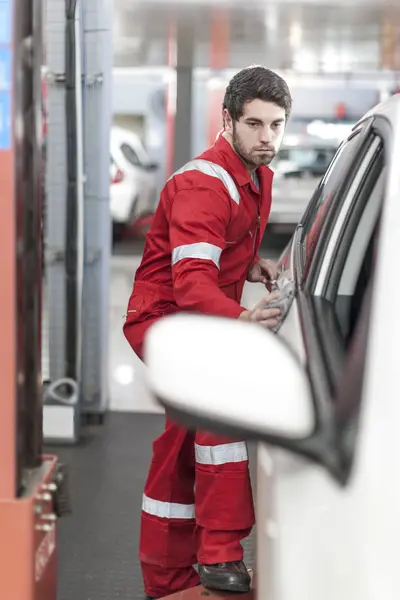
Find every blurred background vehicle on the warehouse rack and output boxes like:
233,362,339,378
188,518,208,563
110,126,159,240
273,136,337,179
269,136,337,232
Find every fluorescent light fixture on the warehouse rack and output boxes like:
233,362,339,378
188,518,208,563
289,22,302,49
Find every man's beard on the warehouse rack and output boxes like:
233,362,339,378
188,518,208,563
232,124,275,167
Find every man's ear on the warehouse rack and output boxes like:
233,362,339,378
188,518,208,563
223,109,233,134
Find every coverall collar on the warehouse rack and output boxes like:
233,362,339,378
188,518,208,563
213,134,265,190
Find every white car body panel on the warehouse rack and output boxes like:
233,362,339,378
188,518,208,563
109,126,158,225
256,95,400,600
109,178,139,223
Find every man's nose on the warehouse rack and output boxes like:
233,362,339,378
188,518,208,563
259,125,274,143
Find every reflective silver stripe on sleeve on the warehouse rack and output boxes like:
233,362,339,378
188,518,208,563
172,242,222,268
195,441,248,465
169,159,240,205
142,494,195,519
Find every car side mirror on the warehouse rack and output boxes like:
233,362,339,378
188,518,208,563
144,314,315,442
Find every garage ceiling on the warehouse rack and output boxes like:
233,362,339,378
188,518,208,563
113,1,400,72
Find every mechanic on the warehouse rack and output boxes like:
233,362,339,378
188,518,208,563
123,65,292,600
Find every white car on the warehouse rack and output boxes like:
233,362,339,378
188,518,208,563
269,138,337,232
143,94,400,600
110,127,158,238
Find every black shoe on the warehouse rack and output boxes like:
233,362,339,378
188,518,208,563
198,560,251,593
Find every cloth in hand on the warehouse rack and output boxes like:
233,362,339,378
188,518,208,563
263,276,295,332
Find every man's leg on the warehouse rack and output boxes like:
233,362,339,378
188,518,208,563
124,319,200,598
140,418,200,599
194,430,255,593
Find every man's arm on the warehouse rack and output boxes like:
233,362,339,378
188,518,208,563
170,187,246,319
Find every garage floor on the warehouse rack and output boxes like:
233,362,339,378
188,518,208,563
46,413,163,600
47,413,257,600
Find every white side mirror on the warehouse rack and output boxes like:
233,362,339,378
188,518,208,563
145,314,314,441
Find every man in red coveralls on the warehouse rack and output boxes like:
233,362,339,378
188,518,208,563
124,66,292,599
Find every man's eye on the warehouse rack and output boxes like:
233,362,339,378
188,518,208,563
272,123,283,129
248,122,259,128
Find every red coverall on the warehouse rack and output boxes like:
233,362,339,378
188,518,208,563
124,134,273,599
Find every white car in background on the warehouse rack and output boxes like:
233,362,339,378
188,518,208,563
269,137,337,232
110,126,159,239
144,95,400,599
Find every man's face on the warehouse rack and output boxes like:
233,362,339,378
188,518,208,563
224,99,286,168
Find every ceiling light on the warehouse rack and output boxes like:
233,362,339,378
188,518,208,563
293,49,318,73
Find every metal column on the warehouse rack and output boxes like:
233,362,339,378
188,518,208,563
43,0,112,435
43,0,84,443
79,0,112,419
172,16,194,172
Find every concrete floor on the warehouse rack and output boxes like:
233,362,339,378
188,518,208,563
109,238,285,414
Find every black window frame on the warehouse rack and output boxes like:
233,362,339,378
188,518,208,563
297,118,375,287
302,118,390,386
282,115,392,485
310,138,384,391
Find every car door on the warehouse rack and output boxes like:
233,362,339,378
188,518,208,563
257,117,390,600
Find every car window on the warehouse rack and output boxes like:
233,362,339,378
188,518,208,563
120,143,141,167
300,132,362,277
334,162,384,343
307,135,384,389
313,136,382,297
285,124,389,483
328,156,384,476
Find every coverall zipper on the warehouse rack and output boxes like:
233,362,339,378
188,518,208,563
253,205,261,261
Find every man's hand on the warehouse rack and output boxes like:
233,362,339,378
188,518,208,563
247,258,278,288
239,291,281,329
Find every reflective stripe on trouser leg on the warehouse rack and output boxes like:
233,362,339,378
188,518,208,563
139,419,198,568
194,432,255,531
194,433,255,564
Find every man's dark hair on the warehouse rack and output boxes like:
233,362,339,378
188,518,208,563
223,65,292,121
